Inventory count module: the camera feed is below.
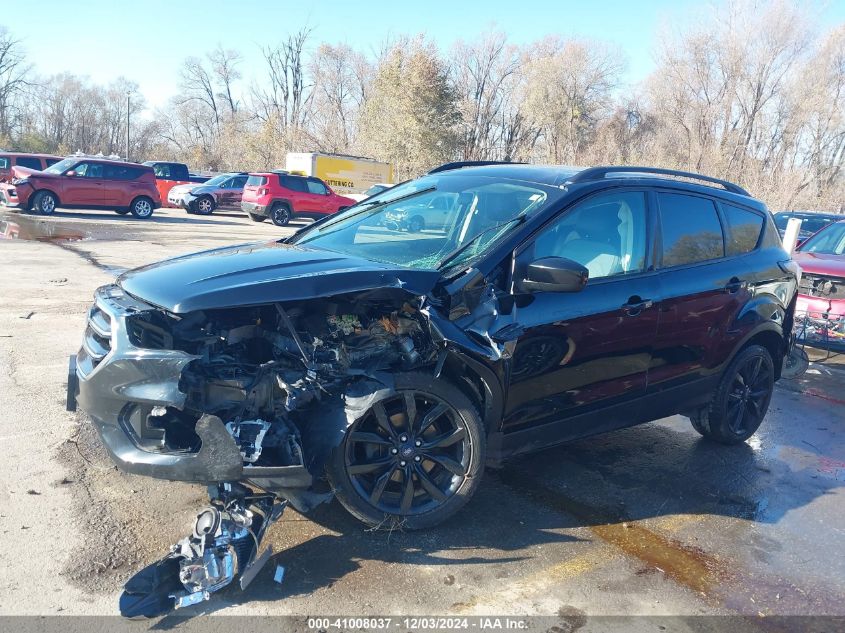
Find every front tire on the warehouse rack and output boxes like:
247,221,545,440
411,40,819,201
690,345,774,444
248,212,266,223
32,191,58,215
327,372,485,530
408,216,425,232
192,196,215,215
129,197,154,219
270,204,291,227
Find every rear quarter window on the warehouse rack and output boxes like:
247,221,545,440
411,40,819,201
723,204,764,255
658,192,725,267
246,175,267,186
0,156,10,169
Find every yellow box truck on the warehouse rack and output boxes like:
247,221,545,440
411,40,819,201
285,153,393,198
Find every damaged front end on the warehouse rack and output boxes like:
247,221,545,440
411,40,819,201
70,280,446,615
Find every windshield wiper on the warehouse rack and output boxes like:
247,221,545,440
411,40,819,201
435,216,526,270
290,186,437,243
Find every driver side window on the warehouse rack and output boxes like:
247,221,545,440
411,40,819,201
531,191,648,280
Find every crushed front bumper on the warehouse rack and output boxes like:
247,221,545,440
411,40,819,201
68,285,311,486
168,191,196,210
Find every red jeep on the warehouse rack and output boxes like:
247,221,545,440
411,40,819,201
241,171,355,226
0,156,161,218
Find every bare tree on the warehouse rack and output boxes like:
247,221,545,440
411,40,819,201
309,43,369,152
522,36,624,163
450,31,520,160
210,45,243,115
253,27,314,132
0,27,31,141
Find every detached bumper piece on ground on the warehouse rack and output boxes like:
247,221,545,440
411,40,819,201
119,482,286,618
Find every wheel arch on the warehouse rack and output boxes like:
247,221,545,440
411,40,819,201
439,349,505,436
729,325,788,381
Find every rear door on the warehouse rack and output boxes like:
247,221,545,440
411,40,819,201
62,162,105,206
281,175,311,212
502,188,660,433
647,190,753,396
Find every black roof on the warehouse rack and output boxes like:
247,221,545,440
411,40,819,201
430,162,751,195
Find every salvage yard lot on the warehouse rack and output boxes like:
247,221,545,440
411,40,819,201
0,207,843,619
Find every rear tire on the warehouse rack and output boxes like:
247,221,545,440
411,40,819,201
129,197,154,219
327,372,485,530
32,191,58,215
270,204,291,227
690,345,774,445
248,213,266,223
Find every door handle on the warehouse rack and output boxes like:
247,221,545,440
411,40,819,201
724,277,747,294
623,297,653,316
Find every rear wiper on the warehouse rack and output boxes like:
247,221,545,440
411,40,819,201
436,216,526,270
291,187,437,243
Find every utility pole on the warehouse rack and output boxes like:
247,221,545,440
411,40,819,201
126,91,131,162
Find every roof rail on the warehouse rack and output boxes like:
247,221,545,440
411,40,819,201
566,166,750,196
427,160,525,175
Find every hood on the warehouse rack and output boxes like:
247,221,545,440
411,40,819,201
11,166,46,179
118,241,441,313
169,183,197,195
794,251,845,278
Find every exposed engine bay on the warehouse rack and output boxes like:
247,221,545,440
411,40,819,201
125,292,436,468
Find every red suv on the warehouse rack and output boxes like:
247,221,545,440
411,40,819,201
0,156,161,218
241,171,355,226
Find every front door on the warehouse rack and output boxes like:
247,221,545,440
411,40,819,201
305,177,331,213
62,162,104,207
503,189,659,433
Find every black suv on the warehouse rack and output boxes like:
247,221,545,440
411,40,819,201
70,164,798,614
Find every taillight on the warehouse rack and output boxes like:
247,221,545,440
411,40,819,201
258,188,268,196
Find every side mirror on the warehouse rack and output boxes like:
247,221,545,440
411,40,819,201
65,170,77,177
518,257,588,293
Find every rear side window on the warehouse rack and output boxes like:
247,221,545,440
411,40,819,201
16,157,42,170
658,193,725,267
232,175,248,188
281,175,308,192
104,164,142,180
723,204,764,255
246,175,267,186
45,158,61,167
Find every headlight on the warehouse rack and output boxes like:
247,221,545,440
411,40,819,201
11,177,28,185
98,284,125,299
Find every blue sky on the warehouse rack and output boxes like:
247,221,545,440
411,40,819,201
5,0,844,112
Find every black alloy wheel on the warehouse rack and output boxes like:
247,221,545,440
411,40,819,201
329,372,484,529
270,204,291,227
691,345,774,444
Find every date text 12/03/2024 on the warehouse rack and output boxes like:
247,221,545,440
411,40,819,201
306,617,530,630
